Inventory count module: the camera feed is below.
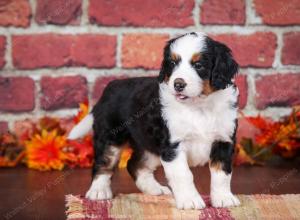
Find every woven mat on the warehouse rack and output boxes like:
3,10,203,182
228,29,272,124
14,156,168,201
65,193,300,220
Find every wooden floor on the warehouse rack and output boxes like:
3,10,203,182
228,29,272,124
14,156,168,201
1,161,299,220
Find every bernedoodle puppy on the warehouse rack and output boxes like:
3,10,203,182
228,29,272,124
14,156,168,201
68,32,241,209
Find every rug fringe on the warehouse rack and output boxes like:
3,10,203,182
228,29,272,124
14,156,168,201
65,195,85,219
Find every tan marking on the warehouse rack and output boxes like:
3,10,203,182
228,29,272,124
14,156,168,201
191,53,201,63
171,53,180,62
164,75,170,82
209,161,223,171
94,146,121,175
202,80,215,95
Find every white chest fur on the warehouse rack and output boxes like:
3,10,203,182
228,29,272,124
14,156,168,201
160,85,238,167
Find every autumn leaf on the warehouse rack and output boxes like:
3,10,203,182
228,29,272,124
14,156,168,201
73,100,89,124
118,147,133,169
65,135,94,168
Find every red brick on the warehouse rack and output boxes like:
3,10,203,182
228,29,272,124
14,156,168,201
35,0,82,25
201,0,245,25
0,0,31,27
235,75,248,109
92,76,127,102
13,34,73,69
0,121,8,134
255,73,300,109
254,0,300,25
0,36,6,69
282,32,300,65
89,0,194,27
0,77,35,112
12,34,116,69
213,32,277,67
40,75,88,110
72,35,116,68
122,34,169,69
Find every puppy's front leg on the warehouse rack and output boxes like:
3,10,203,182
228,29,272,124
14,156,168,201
161,149,206,209
210,141,240,207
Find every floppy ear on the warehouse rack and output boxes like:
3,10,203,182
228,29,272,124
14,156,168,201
158,40,174,83
210,40,239,90
158,59,168,83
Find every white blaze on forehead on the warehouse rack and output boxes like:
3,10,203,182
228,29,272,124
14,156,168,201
170,33,206,60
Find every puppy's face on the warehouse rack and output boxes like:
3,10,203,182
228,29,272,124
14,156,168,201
158,32,239,101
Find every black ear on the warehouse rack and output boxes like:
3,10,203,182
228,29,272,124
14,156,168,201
209,40,239,90
158,39,174,83
158,59,168,83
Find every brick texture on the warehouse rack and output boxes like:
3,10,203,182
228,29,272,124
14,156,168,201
35,0,82,25
0,0,31,27
282,32,300,65
254,0,300,25
71,35,116,68
40,75,88,110
12,34,116,69
13,34,72,69
255,73,300,109
89,0,194,27
0,0,300,130
235,75,248,109
213,32,277,67
0,77,35,112
201,0,245,25
0,36,5,69
0,121,8,134
122,34,169,69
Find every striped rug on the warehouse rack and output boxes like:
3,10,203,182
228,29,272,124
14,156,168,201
66,193,300,220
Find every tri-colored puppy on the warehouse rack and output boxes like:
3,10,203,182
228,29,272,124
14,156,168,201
68,32,241,209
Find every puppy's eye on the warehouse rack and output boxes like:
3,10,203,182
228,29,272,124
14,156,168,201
193,62,203,69
170,60,177,67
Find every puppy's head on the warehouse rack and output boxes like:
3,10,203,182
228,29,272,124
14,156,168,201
158,32,238,101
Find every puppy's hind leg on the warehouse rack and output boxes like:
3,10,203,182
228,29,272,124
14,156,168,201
86,135,121,200
127,151,171,196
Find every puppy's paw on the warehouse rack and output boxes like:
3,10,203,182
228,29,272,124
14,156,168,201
144,184,172,196
144,184,171,196
159,185,172,195
211,193,240,208
175,191,206,210
85,185,112,200
136,179,172,196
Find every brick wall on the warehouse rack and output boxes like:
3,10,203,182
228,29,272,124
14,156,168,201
0,0,300,132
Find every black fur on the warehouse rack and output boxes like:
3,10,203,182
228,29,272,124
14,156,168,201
205,37,239,90
91,77,176,178
210,120,238,174
158,39,177,83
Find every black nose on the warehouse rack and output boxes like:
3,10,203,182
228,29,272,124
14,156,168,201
174,78,186,92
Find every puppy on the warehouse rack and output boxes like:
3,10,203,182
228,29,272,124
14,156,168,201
68,32,240,209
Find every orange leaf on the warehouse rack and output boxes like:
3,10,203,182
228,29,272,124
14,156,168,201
73,100,89,124
118,147,133,169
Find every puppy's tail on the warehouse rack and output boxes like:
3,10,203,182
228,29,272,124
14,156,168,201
68,114,94,140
